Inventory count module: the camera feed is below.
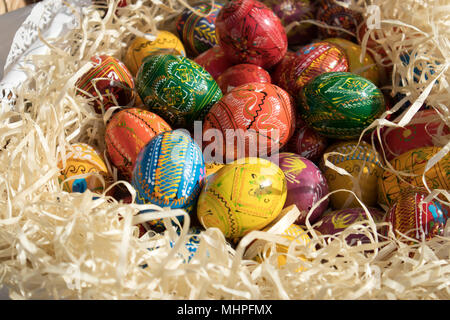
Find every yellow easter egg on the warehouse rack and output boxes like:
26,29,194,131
205,161,225,179
197,157,287,239
320,141,384,210
325,37,380,86
58,143,110,193
378,146,450,206
124,31,186,75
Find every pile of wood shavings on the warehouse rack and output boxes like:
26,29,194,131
0,0,449,299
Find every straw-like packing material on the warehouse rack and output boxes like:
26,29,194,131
0,0,449,299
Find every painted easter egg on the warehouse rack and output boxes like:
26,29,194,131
385,189,449,242
299,72,385,139
135,54,222,128
325,38,380,86
286,41,348,97
176,2,223,56
75,55,135,113
320,141,384,210
193,46,234,80
124,31,186,76
132,130,206,222
203,82,296,162
271,51,296,90
277,153,329,224
216,64,272,93
316,207,385,245
262,0,317,45
378,146,450,207
316,0,363,40
59,143,110,194
197,157,287,239
215,0,288,69
285,116,328,162
380,109,449,161
105,108,172,180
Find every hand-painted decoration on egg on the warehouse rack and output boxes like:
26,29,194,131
271,51,296,91
325,37,379,86
216,64,272,93
320,141,384,210
59,143,110,194
378,146,450,207
197,157,287,238
262,0,317,45
75,55,135,113
285,116,328,162
215,0,288,69
299,72,385,139
385,189,449,242
277,153,329,225
193,46,234,80
124,31,186,76
316,0,363,40
380,109,449,161
105,108,172,180
176,2,223,56
203,82,296,162
132,130,206,225
287,41,348,97
316,207,385,245
135,54,222,128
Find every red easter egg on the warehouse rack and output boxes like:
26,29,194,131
380,109,449,161
76,55,135,113
385,189,449,242
217,64,271,93
193,46,234,80
215,0,288,69
203,82,296,162
271,51,296,91
285,116,328,162
287,41,348,97
105,108,172,180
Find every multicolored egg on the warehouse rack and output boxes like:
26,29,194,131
105,108,172,180
203,82,296,162
316,207,385,245
277,153,329,224
59,143,110,194
299,72,385,139
132,130,206,222
135,54,222,128
262,0,318,45
193,46,234,80
378,146,450,207
285,116,328,162
176,2,223,56
385,189,449,242
320,141,384,210
325,38,380,86
124,31,186,76
75,55,135,113
197,157,287,239
271,51,296,90
216,64,272,93
316,0,363,40
215,0,288,69
286,41,348,97
380,109,449,161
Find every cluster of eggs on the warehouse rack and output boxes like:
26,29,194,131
59,0,448,266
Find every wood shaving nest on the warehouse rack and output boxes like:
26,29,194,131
0,0,449,300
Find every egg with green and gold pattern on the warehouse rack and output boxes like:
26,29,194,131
136,54,222,129
299,72,385,139
124,31,186,76
320,141,384,210
325,38,380,86
197,157,287,239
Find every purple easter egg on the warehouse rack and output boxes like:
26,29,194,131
278,152,329,225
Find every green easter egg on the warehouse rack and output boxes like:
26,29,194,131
298,72,385,139
136,54,222,128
